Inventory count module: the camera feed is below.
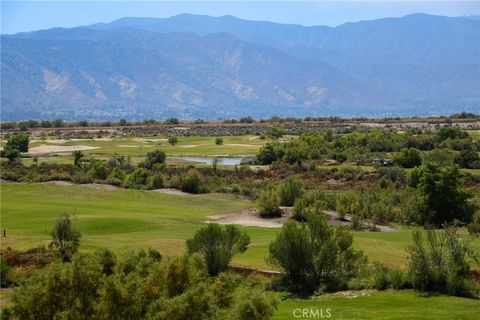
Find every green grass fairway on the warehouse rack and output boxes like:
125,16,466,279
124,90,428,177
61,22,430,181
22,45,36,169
273,290,480,320
1,183,479,269
0,183,251,257
27,135,269,158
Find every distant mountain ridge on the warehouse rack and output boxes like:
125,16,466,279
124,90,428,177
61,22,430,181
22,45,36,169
1,13,479,120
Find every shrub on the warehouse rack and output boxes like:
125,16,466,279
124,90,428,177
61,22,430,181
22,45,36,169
277,175,305,206
394,148,422,168
215,137,224,145
180,169,203,193
186,224,250,276
49,214,81,262
412,164,475,226
256,185,281,218
268,213,366,292
88,161,109,181
142,150,166,169
407,227,479,298
0,256,11,287
123,168,150,189
150,173,164,189
168,136,178,146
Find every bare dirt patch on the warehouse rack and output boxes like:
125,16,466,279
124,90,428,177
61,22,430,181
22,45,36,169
28,145,99,155
179,144,199,148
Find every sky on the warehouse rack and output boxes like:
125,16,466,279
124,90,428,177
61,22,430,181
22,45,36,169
2,1,479,34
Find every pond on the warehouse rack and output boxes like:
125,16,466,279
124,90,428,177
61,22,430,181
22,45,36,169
168,156,251,166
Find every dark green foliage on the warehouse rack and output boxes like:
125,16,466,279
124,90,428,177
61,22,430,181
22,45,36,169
268,213,366,292
168,136,178,146
394,148,422,168
186,224,250,276
407,227,479,298
467,210,480,237
180,169,203,193
455,150,480,169
277,175,305,206
73,150,84,167
123,168,150,189
256,142,285,165
49,214,81,262
88,160,109,180
150,173,164,189
215,137,224,145
411,164,475,226
292,190,332,221
0,256,11,287
436,127,469,142
5,134,29,153
142,150,166,169
95,248,117,275
266,127,285,139
164,117,180,125
10,250,277,320
256,185,281,218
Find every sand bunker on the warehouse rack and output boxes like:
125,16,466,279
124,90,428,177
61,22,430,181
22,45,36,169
225,144,255,147
39,180,76,186
151,188,193,196
28,145,99,155
179,145,198,148
207,208,289,228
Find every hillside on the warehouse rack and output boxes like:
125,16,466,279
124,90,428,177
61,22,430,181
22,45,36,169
1,13,479,120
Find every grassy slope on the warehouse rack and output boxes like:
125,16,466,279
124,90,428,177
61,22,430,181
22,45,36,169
273,290,480,320
2,183,479,269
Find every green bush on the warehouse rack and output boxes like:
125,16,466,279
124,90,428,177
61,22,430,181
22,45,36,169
49,214,81,262
277,175,305,206
407,227,479,298
186,224,250,276
180,169,203,193
215,137,224,145
123,168,150,189
268,213,366,292
256,185,281,218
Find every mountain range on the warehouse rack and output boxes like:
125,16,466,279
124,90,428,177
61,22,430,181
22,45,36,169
1,13,479,120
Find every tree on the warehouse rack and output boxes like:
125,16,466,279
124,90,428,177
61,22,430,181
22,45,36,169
73,150,84,167
123,168,150,189
165,117,180,125
266,127,286,139
49,214,81,261
407,227,479,297
142,150,166,169
215,137,224,145
411,164,475,226
267,213,365,292
256,142,285,165
5,134,29,153
3,144,20,163
168,136,178,146
277,175,305,206
394,148,422,168
455,150,480,169
180,170,203,193
186,224,250,276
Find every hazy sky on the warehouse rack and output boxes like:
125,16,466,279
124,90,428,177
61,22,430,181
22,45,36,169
2,1,479,34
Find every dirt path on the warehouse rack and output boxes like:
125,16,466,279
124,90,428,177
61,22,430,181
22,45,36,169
150,188,193,196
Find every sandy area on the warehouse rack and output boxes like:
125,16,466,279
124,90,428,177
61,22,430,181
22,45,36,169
179,145,199,148
207,208,395,231
207,208,290,228
151,188,193,196
28,145,99,155
225,144,255,147
94,137,113,141
118,145,144,148
39,180,75,186
83,184,119,190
